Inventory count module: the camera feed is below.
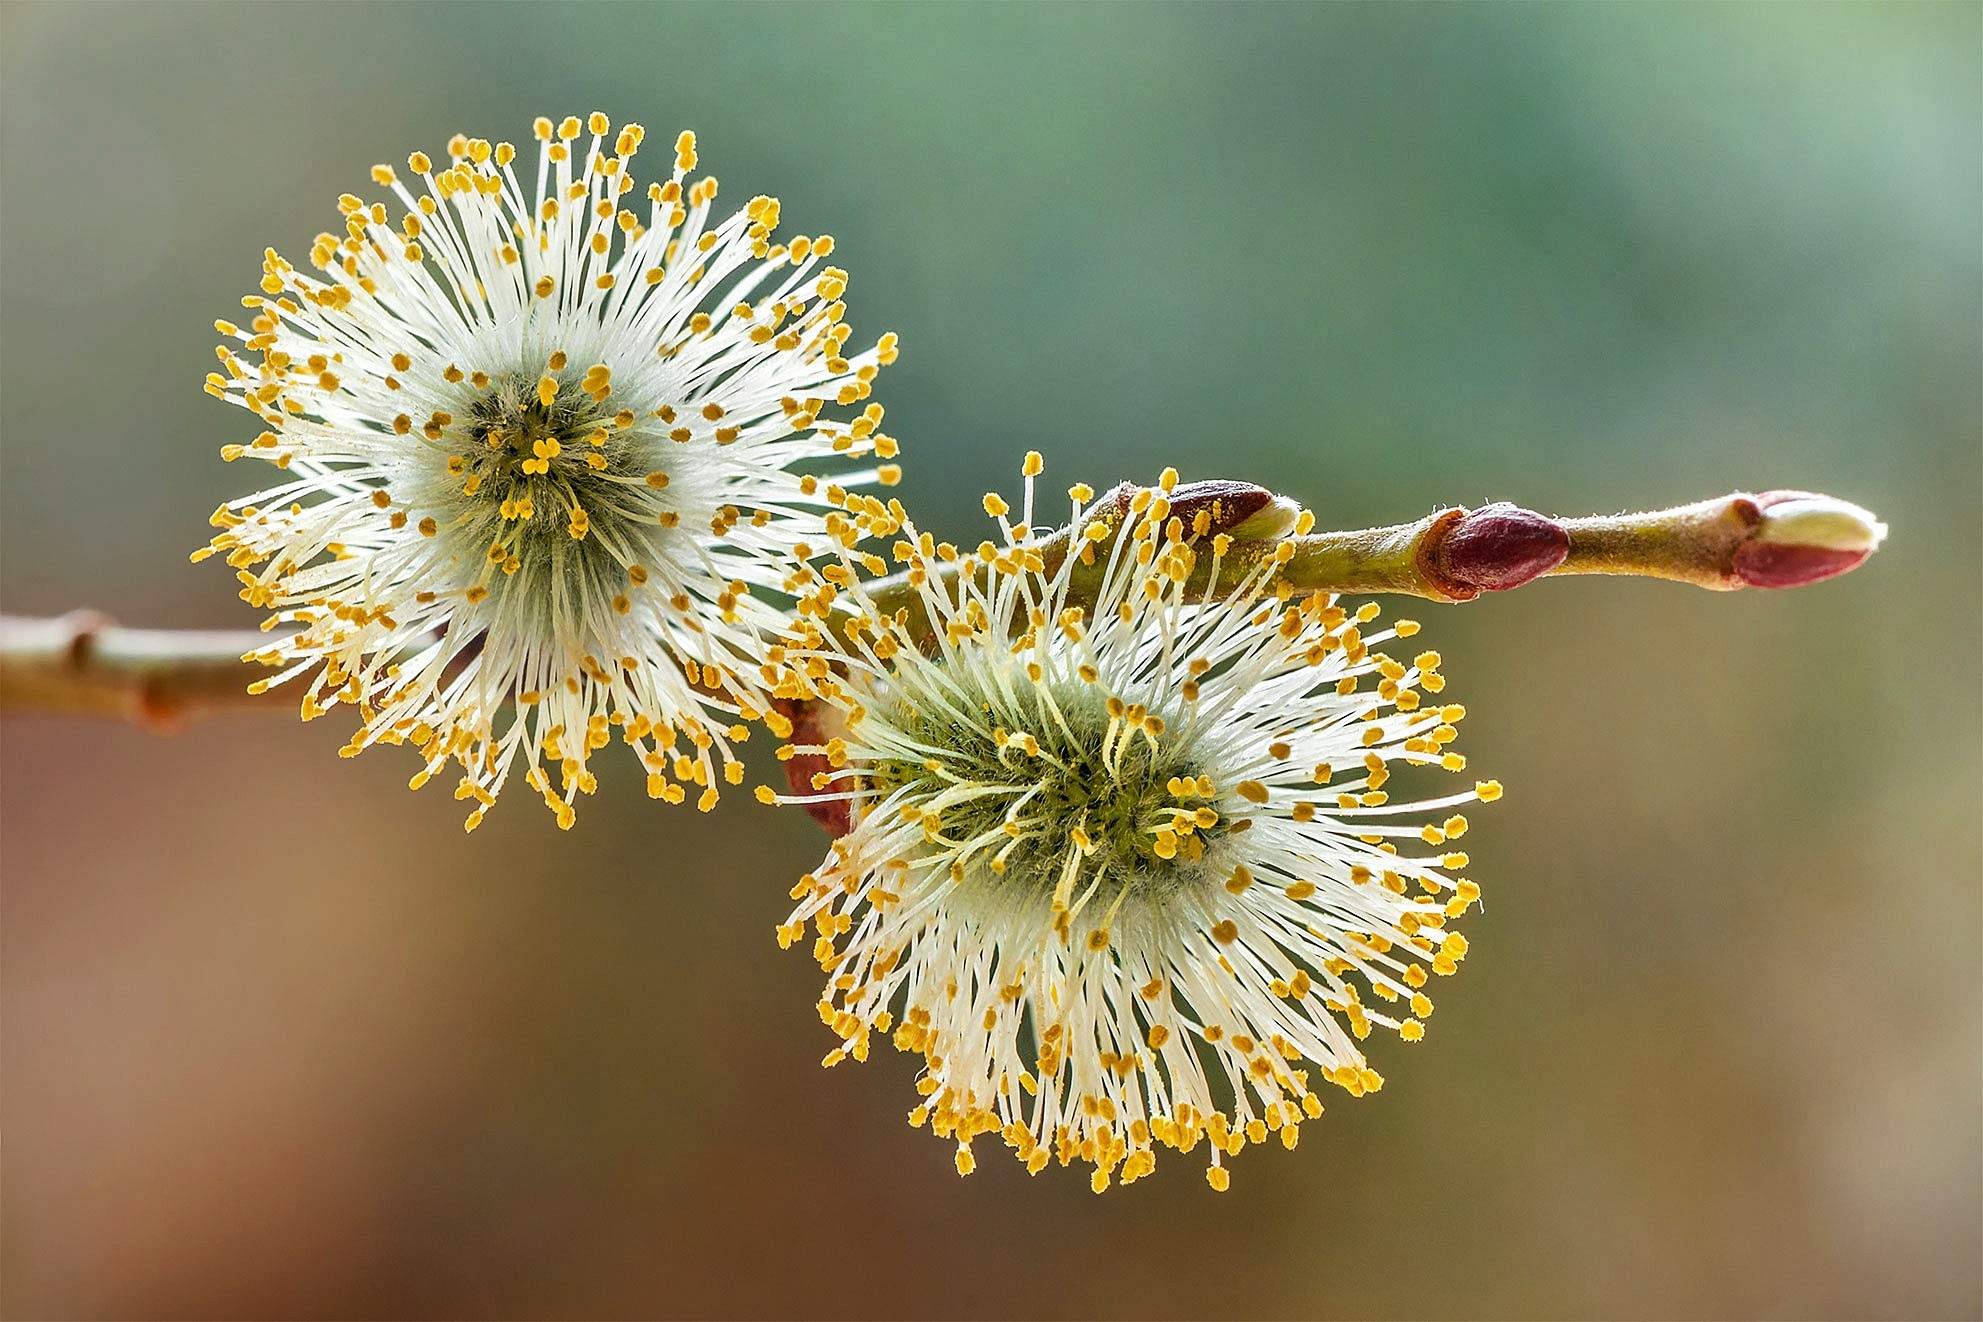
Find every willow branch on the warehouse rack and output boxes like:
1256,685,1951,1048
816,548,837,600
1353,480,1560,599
861,482,1886,649
0,486,1883,728
0,612,274,730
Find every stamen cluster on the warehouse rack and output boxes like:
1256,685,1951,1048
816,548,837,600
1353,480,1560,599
198,114,900,827
770,462,1499,1190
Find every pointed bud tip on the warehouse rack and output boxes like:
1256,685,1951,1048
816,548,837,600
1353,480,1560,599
1437,503,1569,594
1228,494,1304,541
1752,491,1887,552
1738,492,1885,588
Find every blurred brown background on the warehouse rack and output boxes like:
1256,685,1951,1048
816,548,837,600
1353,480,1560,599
3,3,1978,1318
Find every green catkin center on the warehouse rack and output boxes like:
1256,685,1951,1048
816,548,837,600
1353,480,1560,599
868,675,1227,898
459,372,626,520
466,371,603,458
418,371,674,633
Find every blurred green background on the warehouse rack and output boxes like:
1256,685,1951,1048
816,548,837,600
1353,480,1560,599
3,3,1978,1318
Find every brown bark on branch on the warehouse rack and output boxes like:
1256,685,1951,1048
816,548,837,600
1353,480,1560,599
0,612,273,730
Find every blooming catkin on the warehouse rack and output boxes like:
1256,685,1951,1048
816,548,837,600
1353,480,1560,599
769,463,1499,1190
198,114,900,828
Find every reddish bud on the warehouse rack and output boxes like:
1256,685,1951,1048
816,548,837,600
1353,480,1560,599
1432,503,1569,597
1163,481,1294,539
1732,541,1872,589
774,698,854,836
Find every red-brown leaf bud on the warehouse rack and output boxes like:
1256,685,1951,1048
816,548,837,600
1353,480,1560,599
1431,503,1570,597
